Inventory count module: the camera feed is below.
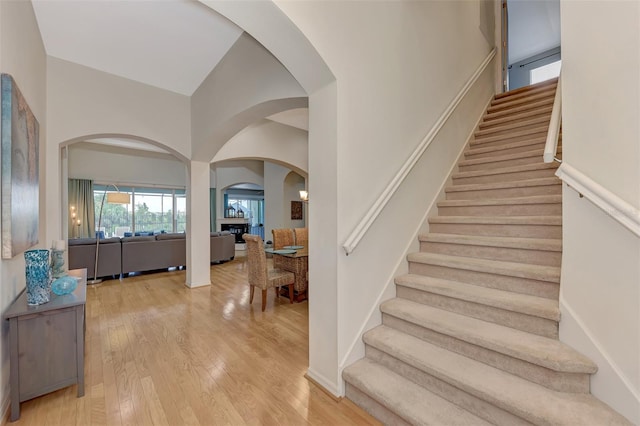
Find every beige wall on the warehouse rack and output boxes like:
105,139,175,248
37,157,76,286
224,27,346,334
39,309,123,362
0,0,47,414
274,0,495,393
47,57,192,158
212,119,308,176
190,32,307,161
68,144,187,187
560,1,640,423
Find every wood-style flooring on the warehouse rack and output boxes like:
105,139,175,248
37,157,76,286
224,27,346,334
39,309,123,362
6,254,379,426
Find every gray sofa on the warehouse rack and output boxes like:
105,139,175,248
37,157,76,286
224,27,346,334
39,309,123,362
68,237,122,279
122,233,186,274
210,231,235,263
68,231,236,279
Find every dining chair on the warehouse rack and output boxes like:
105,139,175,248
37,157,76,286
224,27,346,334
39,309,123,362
271,228,295,249
294,227,308,247
271,228,295,269
243,234,294,311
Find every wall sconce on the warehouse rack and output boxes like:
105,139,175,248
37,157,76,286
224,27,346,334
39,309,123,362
299,190,309,202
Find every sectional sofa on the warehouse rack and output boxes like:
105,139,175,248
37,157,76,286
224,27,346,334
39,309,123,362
68,231,235,279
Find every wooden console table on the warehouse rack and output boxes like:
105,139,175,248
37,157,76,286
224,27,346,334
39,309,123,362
4,269,86,422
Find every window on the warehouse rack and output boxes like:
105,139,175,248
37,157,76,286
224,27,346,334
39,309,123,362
94,185,186,237
530,60,561,85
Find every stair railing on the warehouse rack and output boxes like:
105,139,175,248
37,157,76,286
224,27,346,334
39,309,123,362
543,72,562,163
342,48,496,255
556,163,640,237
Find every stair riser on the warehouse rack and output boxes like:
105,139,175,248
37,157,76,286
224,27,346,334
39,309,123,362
474,128,549,146
465,142,546,160
428,222,562,239
488,94,554,114
490,96,555,114
479,108,552,130
419,240,561,267
452,167,558,185
438,203,561,217
475,120,550,139
379,316,590,393
345,384,412,426
483,100,554,122
408,262,559,298
364,346,531,426
396,285,558,338
458,154,545,173
445,184,561,200
492,86,556,106
471,135,547,150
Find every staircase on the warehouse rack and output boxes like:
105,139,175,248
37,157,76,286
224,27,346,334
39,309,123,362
342,79,631,425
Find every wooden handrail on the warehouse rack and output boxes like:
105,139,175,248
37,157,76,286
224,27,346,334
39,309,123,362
342,49,496,255
543,73,562,163
556,163,640,238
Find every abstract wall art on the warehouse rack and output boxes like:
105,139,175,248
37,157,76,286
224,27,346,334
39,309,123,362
1,74,39,259
291,200,303,220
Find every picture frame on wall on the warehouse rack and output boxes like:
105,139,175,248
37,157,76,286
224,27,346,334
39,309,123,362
1,74,40,259
291,201,303,220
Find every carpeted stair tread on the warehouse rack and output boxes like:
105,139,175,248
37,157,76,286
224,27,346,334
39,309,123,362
452,162,558,180
494,78,557,100
487,92,555,113
483,98,555,122
472,126,549,144
469,135,547,150
420,232,561,251
429,215,561,226
407,252,560,283
479,107,553,131
491,86,556,107
343,358,492,426
363,326,630,425
465,137,546,157
474,115,552,137
445,177,561,193
459,147,563,168
438,195,562,208
380,299,596,373
395,273,560,320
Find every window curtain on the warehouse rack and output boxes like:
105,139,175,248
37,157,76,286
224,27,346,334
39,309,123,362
68,179,95,238
210,188,216,232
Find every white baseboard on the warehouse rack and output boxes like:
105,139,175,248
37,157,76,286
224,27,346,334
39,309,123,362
306,367,341,397
559,296,640,424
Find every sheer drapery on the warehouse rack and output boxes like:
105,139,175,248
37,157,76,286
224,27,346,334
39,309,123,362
68,179,95,238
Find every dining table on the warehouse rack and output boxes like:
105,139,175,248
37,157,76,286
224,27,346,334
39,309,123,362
267,246,308,302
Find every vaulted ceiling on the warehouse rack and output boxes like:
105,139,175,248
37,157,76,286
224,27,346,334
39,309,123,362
32,0,243,96
32,0,308,155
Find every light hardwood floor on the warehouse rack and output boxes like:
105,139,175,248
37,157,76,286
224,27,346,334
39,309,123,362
6,254,379,426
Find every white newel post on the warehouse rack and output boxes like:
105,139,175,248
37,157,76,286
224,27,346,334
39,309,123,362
186,160,211,288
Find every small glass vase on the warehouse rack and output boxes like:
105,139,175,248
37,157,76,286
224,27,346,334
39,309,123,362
51,248,66,279
24,249,52,305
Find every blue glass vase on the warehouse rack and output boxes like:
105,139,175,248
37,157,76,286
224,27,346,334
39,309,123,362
24,249,51,305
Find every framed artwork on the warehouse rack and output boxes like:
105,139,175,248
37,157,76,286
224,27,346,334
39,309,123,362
291,201,303,220
1,74,40,259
